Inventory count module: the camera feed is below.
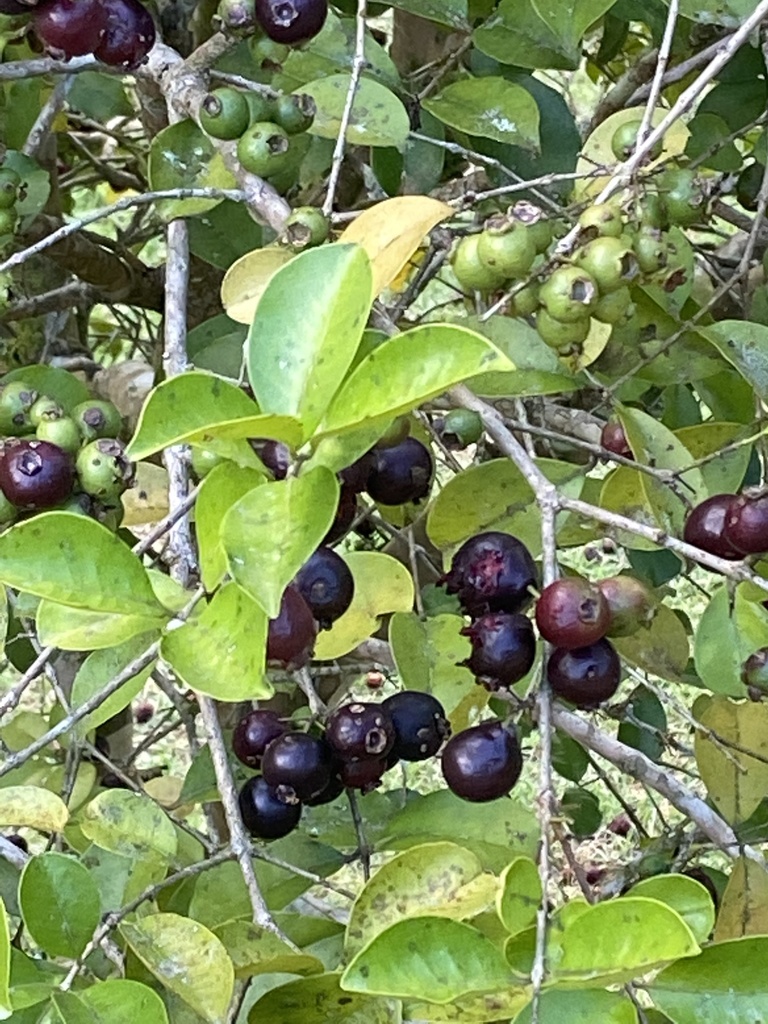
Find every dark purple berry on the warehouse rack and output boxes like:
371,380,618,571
441,531,538,616
339,452,374,494
600,420,633,460
295,547,354,628
462,613,536,688
0,438,74,509
232,710,287,768
683,494,742,560
325,702,395,761
441,721,523,802
238,775,301,840
5,833,28,852
255,439,291,480
303,771,344,806
547,639,621,708
261,731,332,802
723,494,768,555
322,483,358,545
365,437,433,506
33,0,106,57
267,585,317,668
338,756,388,793
382,690,450,762
535,578,610,650
254,0,327,45
94,0,155,68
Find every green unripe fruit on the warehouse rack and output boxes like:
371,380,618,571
452,234,507,293
509,280,539,318
199,87,251,140
76,439,135,501
636,191,669,230
477,215,537,279
0,208,18,237
264,130,309,192
592,286,634,325
217,0,256,34
575,236,639,293
191,446,224,479
536,307,590,351
441,408,483,448
273,93,315,135
237,121,291,177
578,201,624,240
249,35,290,70
0,488,17,526
610,119,662,162
0,381,38,435
633,227,671,276
29,396,63,427
509,200,552,253
539,265,598,322
736,162,764,211
72,400,123,441
244,90,276,123
283,206,329,250
658,167,706,227
36,415,81,454
0,167,21,191
0,168,21,212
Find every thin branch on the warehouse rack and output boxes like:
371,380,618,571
636,0,678,149
23,75,74,159
323,0,367,216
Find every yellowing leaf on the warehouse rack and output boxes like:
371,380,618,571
122,463,169,527
714,857,768,941
339,196,453,297
221,247,294,325
0,787,68,832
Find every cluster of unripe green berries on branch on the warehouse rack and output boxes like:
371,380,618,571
0,165,23,253
0,379,132,529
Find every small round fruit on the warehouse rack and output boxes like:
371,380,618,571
76,438,134,501
536,578,611,649
441,721,523,802
440,408,483,449
273,92,315,134
295,546,354,628
261,731,333,802
322,483,357,545
600,419,632,459
0,381,38,435
592,286,633,325
547,639,621,707
0,169,20,210
633,227,671,276
237,121,291,178
254,0,327,45
477,216,537,279
382,690,450,762
303,771,344,806
29,396,62,427
0,438,74,509
722,494,768,555
266,585,317,667
244,90,276,123
682,494,742,560
509,280,539,318
578,201,624,240
325,702,395,761
658,167,706,227
575,236,639,293
610,119,662,162
536,307,590,351
365,436,433,506
36,415,81,454
232,710,287,768
238,775,301,840
338,756,388,792
0,208,17,238
33,0,107,58
462,612,536,688
339,453,374,494
508,200,552,253
736,162,764,211
255,439,291,479
441,531,538,617
452,234,507,293
282,206,329,250
637,191,669,230
217,0,257,33
94,0,155,68
539,265,598,322
249,34,290,69
596,575,655,637
742,647,768,698
199,87,250,140
71,399,122,441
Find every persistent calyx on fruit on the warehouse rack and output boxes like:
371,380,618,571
261,731,333,803
440,530,539,617
76,439,134,502
254,0,328,45
441,720,523,802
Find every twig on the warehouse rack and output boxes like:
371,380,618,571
0,645,57,718
323,0,367,216
23,75,74,159
347,788,371,881
636,0,678,150
0,55,96,80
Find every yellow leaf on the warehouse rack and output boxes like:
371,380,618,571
122,462,169,527
221,247,294,325
714,857,768,941
0,786,69,832
339,196,453,297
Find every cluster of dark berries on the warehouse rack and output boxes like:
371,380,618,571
4,0,157,69
235,690,450,840
0,379,133,530
683,491,768,561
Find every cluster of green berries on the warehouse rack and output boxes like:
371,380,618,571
0,164,23,252
0,378,133,529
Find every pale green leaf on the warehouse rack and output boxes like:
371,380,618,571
70,634,157,739
19,853,100,959
423,78,539,149
301,75,409,147
196,465,265,591
80,790,177,861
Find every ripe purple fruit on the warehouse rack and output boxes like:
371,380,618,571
255,439,291,480
303,771,344,806
325,702,395,761
382,690,450,762
338,756,388,793
535,578,611,650
441,721,523,802
295,547,354,628
441,531,538,617
462,612,536,688
232,710,287,768
266,585,317,668
600,419,633,460
547,639,621,708
682,494,742,560
33,0,106,57
0,438,74,510
254,0,327,45
365,437,433,506
238,776,301,840
261,731,333,802
722,494,768,555
94,0,155,68
323,483,358,545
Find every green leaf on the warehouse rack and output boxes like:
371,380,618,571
693,585,768,697
561,787,602,838
127,372,303,461
121,914,234,1024
496,857,541,936
70,634,158,739
0,899,10,1021
650,936,768,1023
247,244,372,438
64,981,169,1024
513,989,638,1024
342,916,512,1003
629,874,715,945
676,422,752,499
19,853,100,959
162,582,270,701
423,77,539,149
314,552,414,659
248,973,399,1023
220,467,339,618
300,75,410,147
474,0,614,69
614,604,690,685
693,693,768,824
80,790,178,861
148,120,236,220
0,514,164,617
36,600,163,652
346,842,488,957
196,464,266,590
404,987,531,1022
388,0,468,28
1,366,90,412
616,684,667,761
320,324,512,437
702,320,768,403
0,787,68,832
214,922,323,979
